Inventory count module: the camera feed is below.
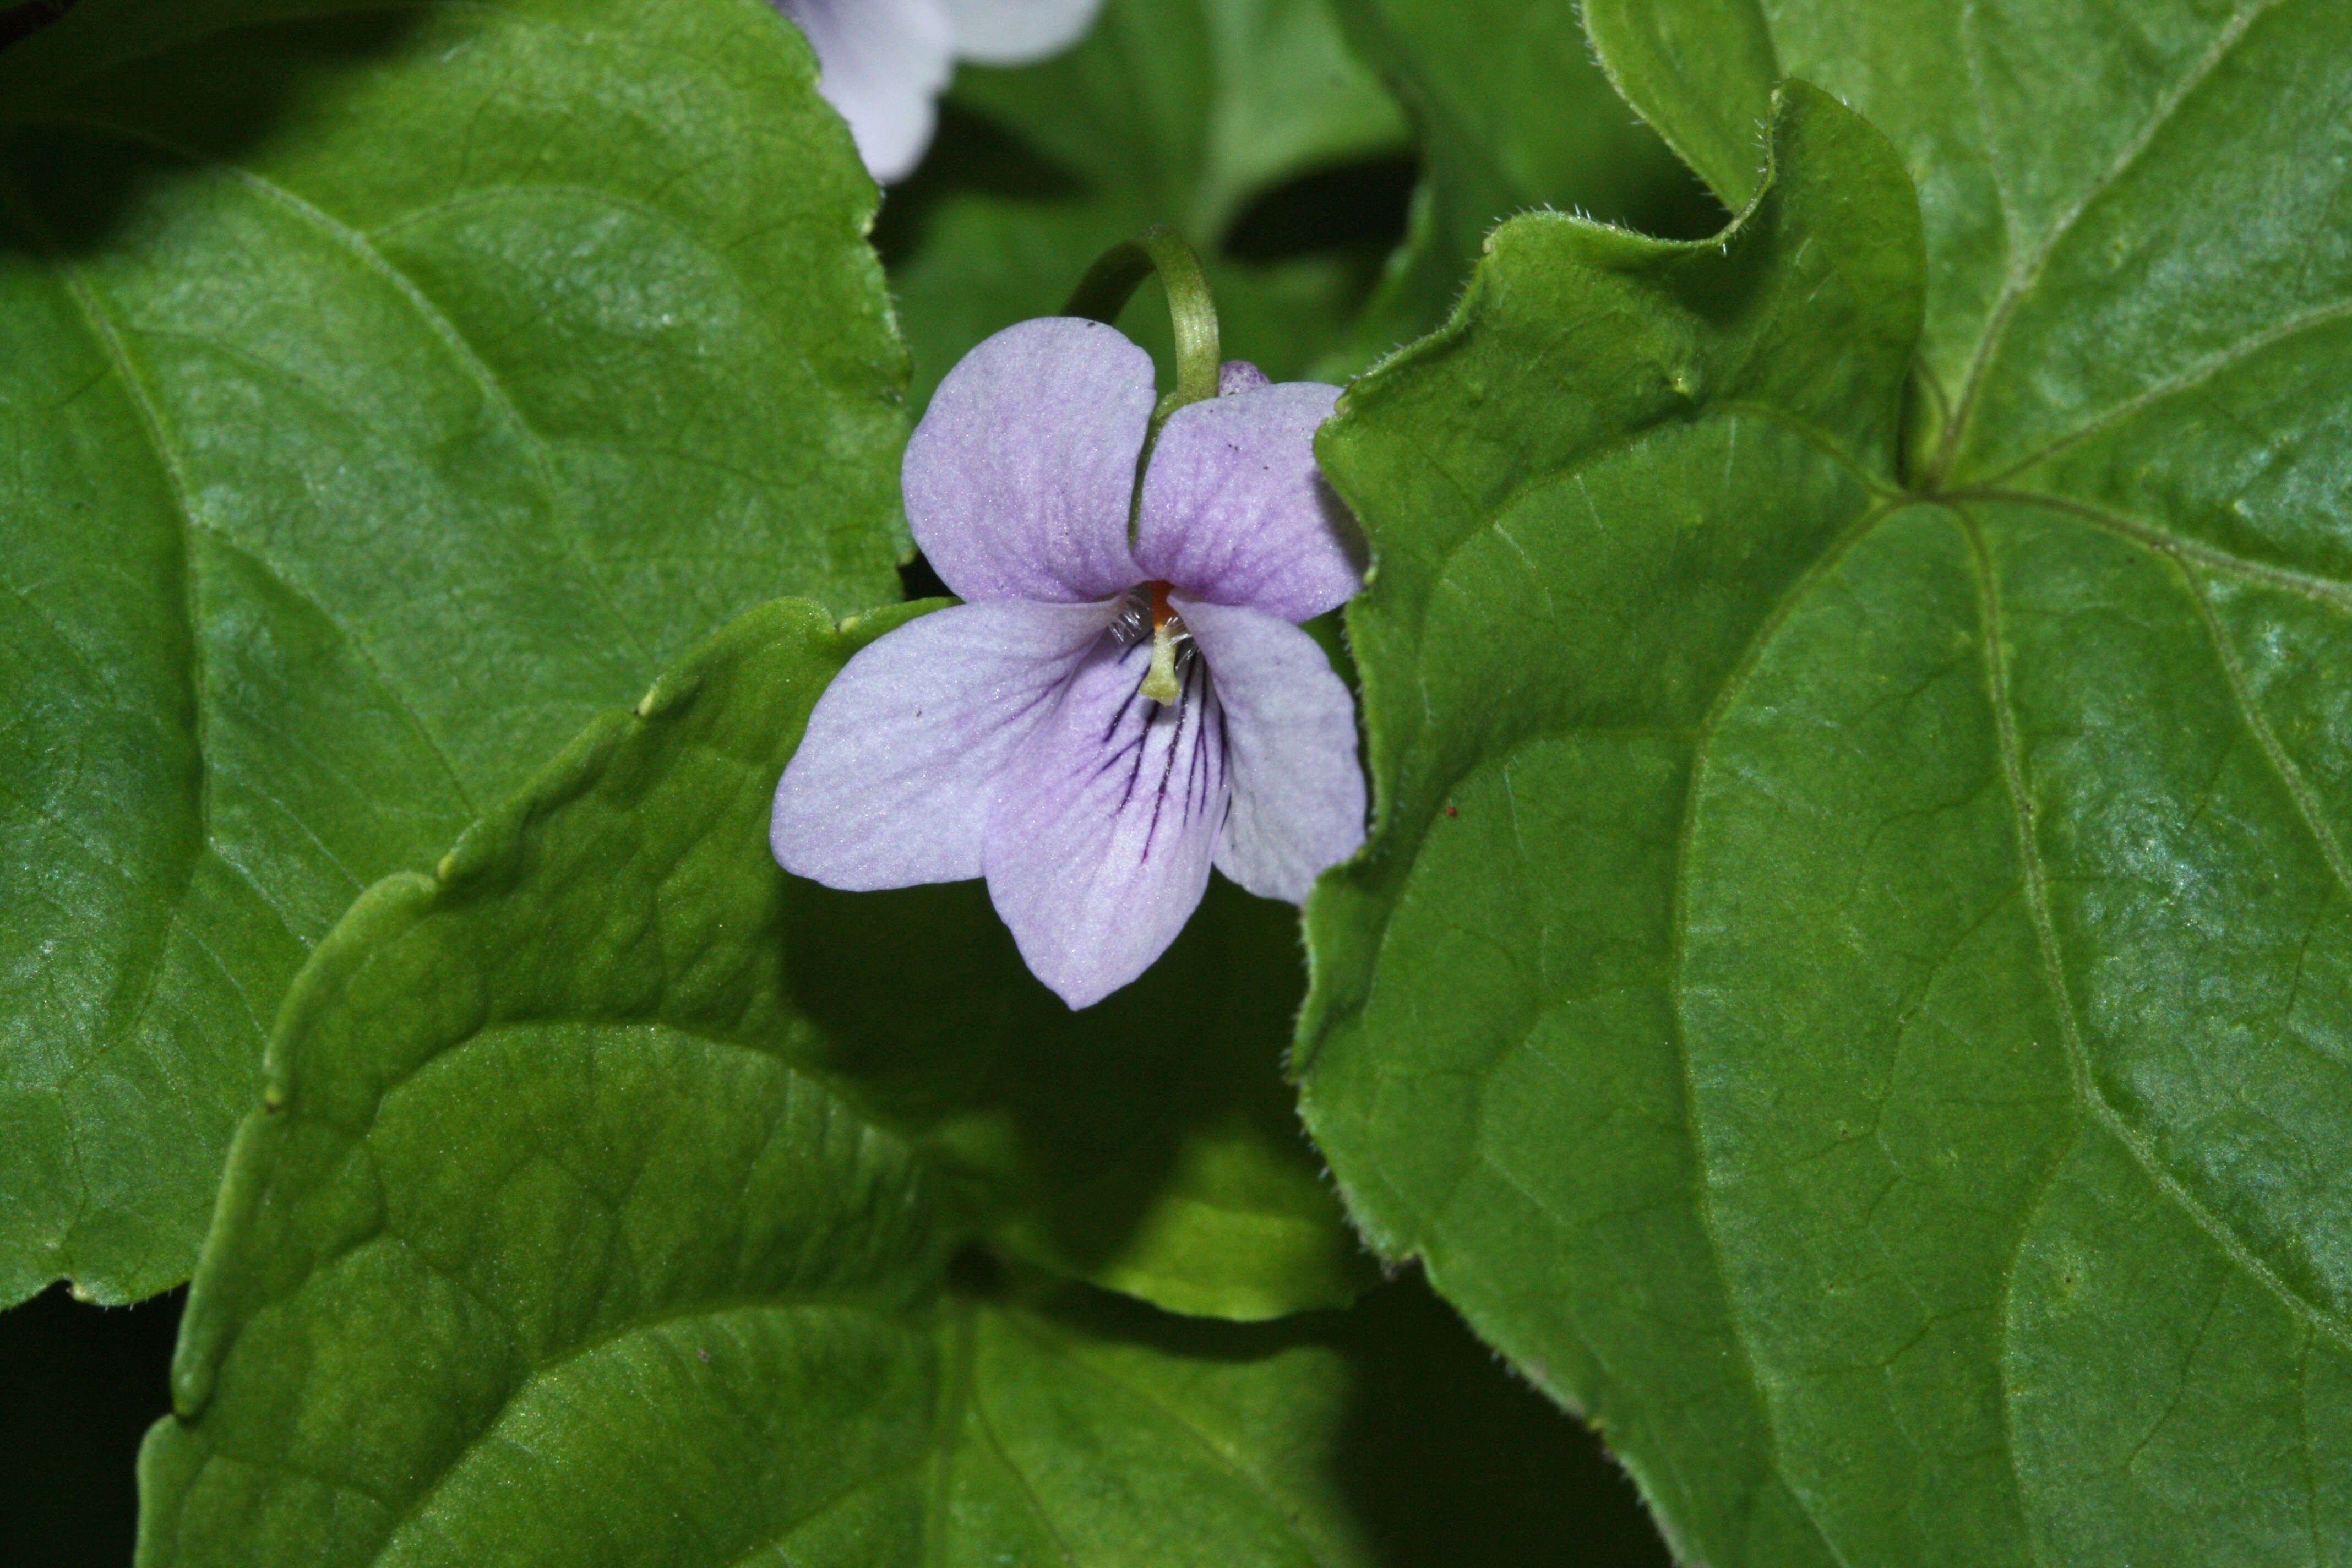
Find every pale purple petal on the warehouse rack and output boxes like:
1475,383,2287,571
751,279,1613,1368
776,0,955,183
984,634,1229,1008
774,600,1116,890
906,318,1153,605
1178,598,1364,903
946,0,1103,63
1218,360,1270,395
1134,380,1363,622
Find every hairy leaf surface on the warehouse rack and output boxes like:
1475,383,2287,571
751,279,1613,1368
0,0,906,1305
1321,0,1718,373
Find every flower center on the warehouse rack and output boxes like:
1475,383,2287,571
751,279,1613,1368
1137,581,1188,706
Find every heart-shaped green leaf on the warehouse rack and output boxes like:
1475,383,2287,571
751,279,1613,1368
1302,12,2352,1556
1301,84,1921,1565
137,598,1610,1567
0,0,906,1305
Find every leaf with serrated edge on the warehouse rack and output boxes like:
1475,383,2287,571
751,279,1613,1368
1305,12,2352,1558
1303,84,1916,1567
134,599,1528,1568
1318,0,1719,376
0,0,905,1305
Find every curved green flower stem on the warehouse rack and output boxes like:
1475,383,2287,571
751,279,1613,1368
1065,224,1224,434
1066,226,1223,552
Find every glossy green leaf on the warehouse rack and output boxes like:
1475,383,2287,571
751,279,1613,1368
882,0,1410,410
135,599,1626,1567
1582,0,2352,484
1319,0,1719,374
1303,18,2352,1564
0,0,906,1305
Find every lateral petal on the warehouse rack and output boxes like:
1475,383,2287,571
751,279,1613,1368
985,634,1229,1008
1134,379,1362,622
906,318,1152,604
772,600,1114,890
1178,598,1365,903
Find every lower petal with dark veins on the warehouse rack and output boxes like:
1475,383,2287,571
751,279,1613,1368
982,633,1230,1008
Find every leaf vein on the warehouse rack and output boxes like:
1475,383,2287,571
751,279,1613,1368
1957,487,2352,618
1936,0,2290,475
359,1283,919,1565
1954,503,2352,1357
1003,1311,1346,1568
2176,566,2352,905
1970,296,2352,488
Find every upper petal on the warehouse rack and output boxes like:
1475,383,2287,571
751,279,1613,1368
776,0,955,183
1133,380,1362,622
906,318,1153,605
984,634,1228,1008
945,0,1103,63
1178,598,1365,903
772,599,1113,890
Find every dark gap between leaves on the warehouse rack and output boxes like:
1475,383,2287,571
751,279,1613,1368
0,0,73,52
0,9,424,257
1221,155,1419,265
898,552,953,603
1620,162,1734,245
0,1283,184,1565
1004,1273,1674,1567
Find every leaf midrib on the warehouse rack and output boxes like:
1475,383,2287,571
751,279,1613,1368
1934,0,2293,483
1957,502,2352,1560
300,1024,941,1562
997,1308,1350,1568
1656,483,2352,1551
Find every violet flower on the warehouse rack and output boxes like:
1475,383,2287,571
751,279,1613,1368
775,0,1104,182
772,318,1366,1008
